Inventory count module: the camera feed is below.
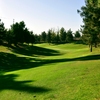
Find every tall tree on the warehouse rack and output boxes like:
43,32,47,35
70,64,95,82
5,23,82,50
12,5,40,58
9,21,32,45
50,29,56,43
24,28,31,45
59,27,66,43
47,29,52,44
78,0,100,52
41,31,47,42
30,31,35,45
6,29,14,46
66,29,73,43
75,30,81,38
0,19,6,44
10,21,26,45
34,34,40,43
56,29,60,43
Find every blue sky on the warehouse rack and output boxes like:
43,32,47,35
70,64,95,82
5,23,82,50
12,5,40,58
0,0,85,34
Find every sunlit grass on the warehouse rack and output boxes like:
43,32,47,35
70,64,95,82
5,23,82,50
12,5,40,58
0,43,100,100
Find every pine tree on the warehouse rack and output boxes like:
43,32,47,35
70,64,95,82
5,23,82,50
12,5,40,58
78,0,100,52
0,19,6,44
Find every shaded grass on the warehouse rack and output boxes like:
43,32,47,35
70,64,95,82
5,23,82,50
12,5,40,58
8,44,61,56
0,43,100,100
0,73,50,93
0,51,100,72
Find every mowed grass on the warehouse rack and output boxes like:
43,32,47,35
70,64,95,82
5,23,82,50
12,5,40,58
0,43,100,100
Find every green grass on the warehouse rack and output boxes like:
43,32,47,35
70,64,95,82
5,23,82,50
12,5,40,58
0,43,100,100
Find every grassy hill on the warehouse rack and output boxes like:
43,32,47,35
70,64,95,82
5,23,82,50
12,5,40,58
0,43,100,100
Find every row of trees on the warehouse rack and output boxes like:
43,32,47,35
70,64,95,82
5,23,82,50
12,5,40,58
40,28,81,44
78,0,100,52
0,19,81,46
1,0,100,52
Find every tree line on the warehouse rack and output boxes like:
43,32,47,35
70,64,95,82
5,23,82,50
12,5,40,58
0,19,81,46
1,0,100,52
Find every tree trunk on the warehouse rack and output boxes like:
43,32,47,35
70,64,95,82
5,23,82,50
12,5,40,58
90,44,92,52
94,42,97,48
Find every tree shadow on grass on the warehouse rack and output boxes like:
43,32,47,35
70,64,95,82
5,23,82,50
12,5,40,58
0,51,100,71
0,52,60,72
8,45,61,56
35,54,100,65
75,54,100,61
0,72,51,93
0,52,100,93
0,52,100,72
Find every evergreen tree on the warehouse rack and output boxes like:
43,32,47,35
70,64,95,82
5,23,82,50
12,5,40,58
47,29,52,44
41,31,47,42
66,29,73,43
75,30,81,38
59,27,66,43
0,19,6,44
56,30,60,43
34,34,40,43
30,31,35,45
10,21,26,45
24,28,31,45
51,29,56,43
78,0,100,52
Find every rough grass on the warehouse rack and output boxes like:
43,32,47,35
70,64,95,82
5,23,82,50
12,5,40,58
0,43,100,100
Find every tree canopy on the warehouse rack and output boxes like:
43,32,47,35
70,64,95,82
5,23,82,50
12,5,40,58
78,0,100,52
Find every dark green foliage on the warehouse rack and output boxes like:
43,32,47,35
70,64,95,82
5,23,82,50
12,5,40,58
6,29,14,46
41,31,47,42
56,30,60,43
0,19,6,44
0,19,80,46
30,31,35,45
51,29,57,43
60,27,66,43
66,29,73,43
34,34,41,43
11,22,23,44
24,28,31,45
10,21,27,45
47,29,52,44
75,30,81,38
78,0,100,52
6,21,35,46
